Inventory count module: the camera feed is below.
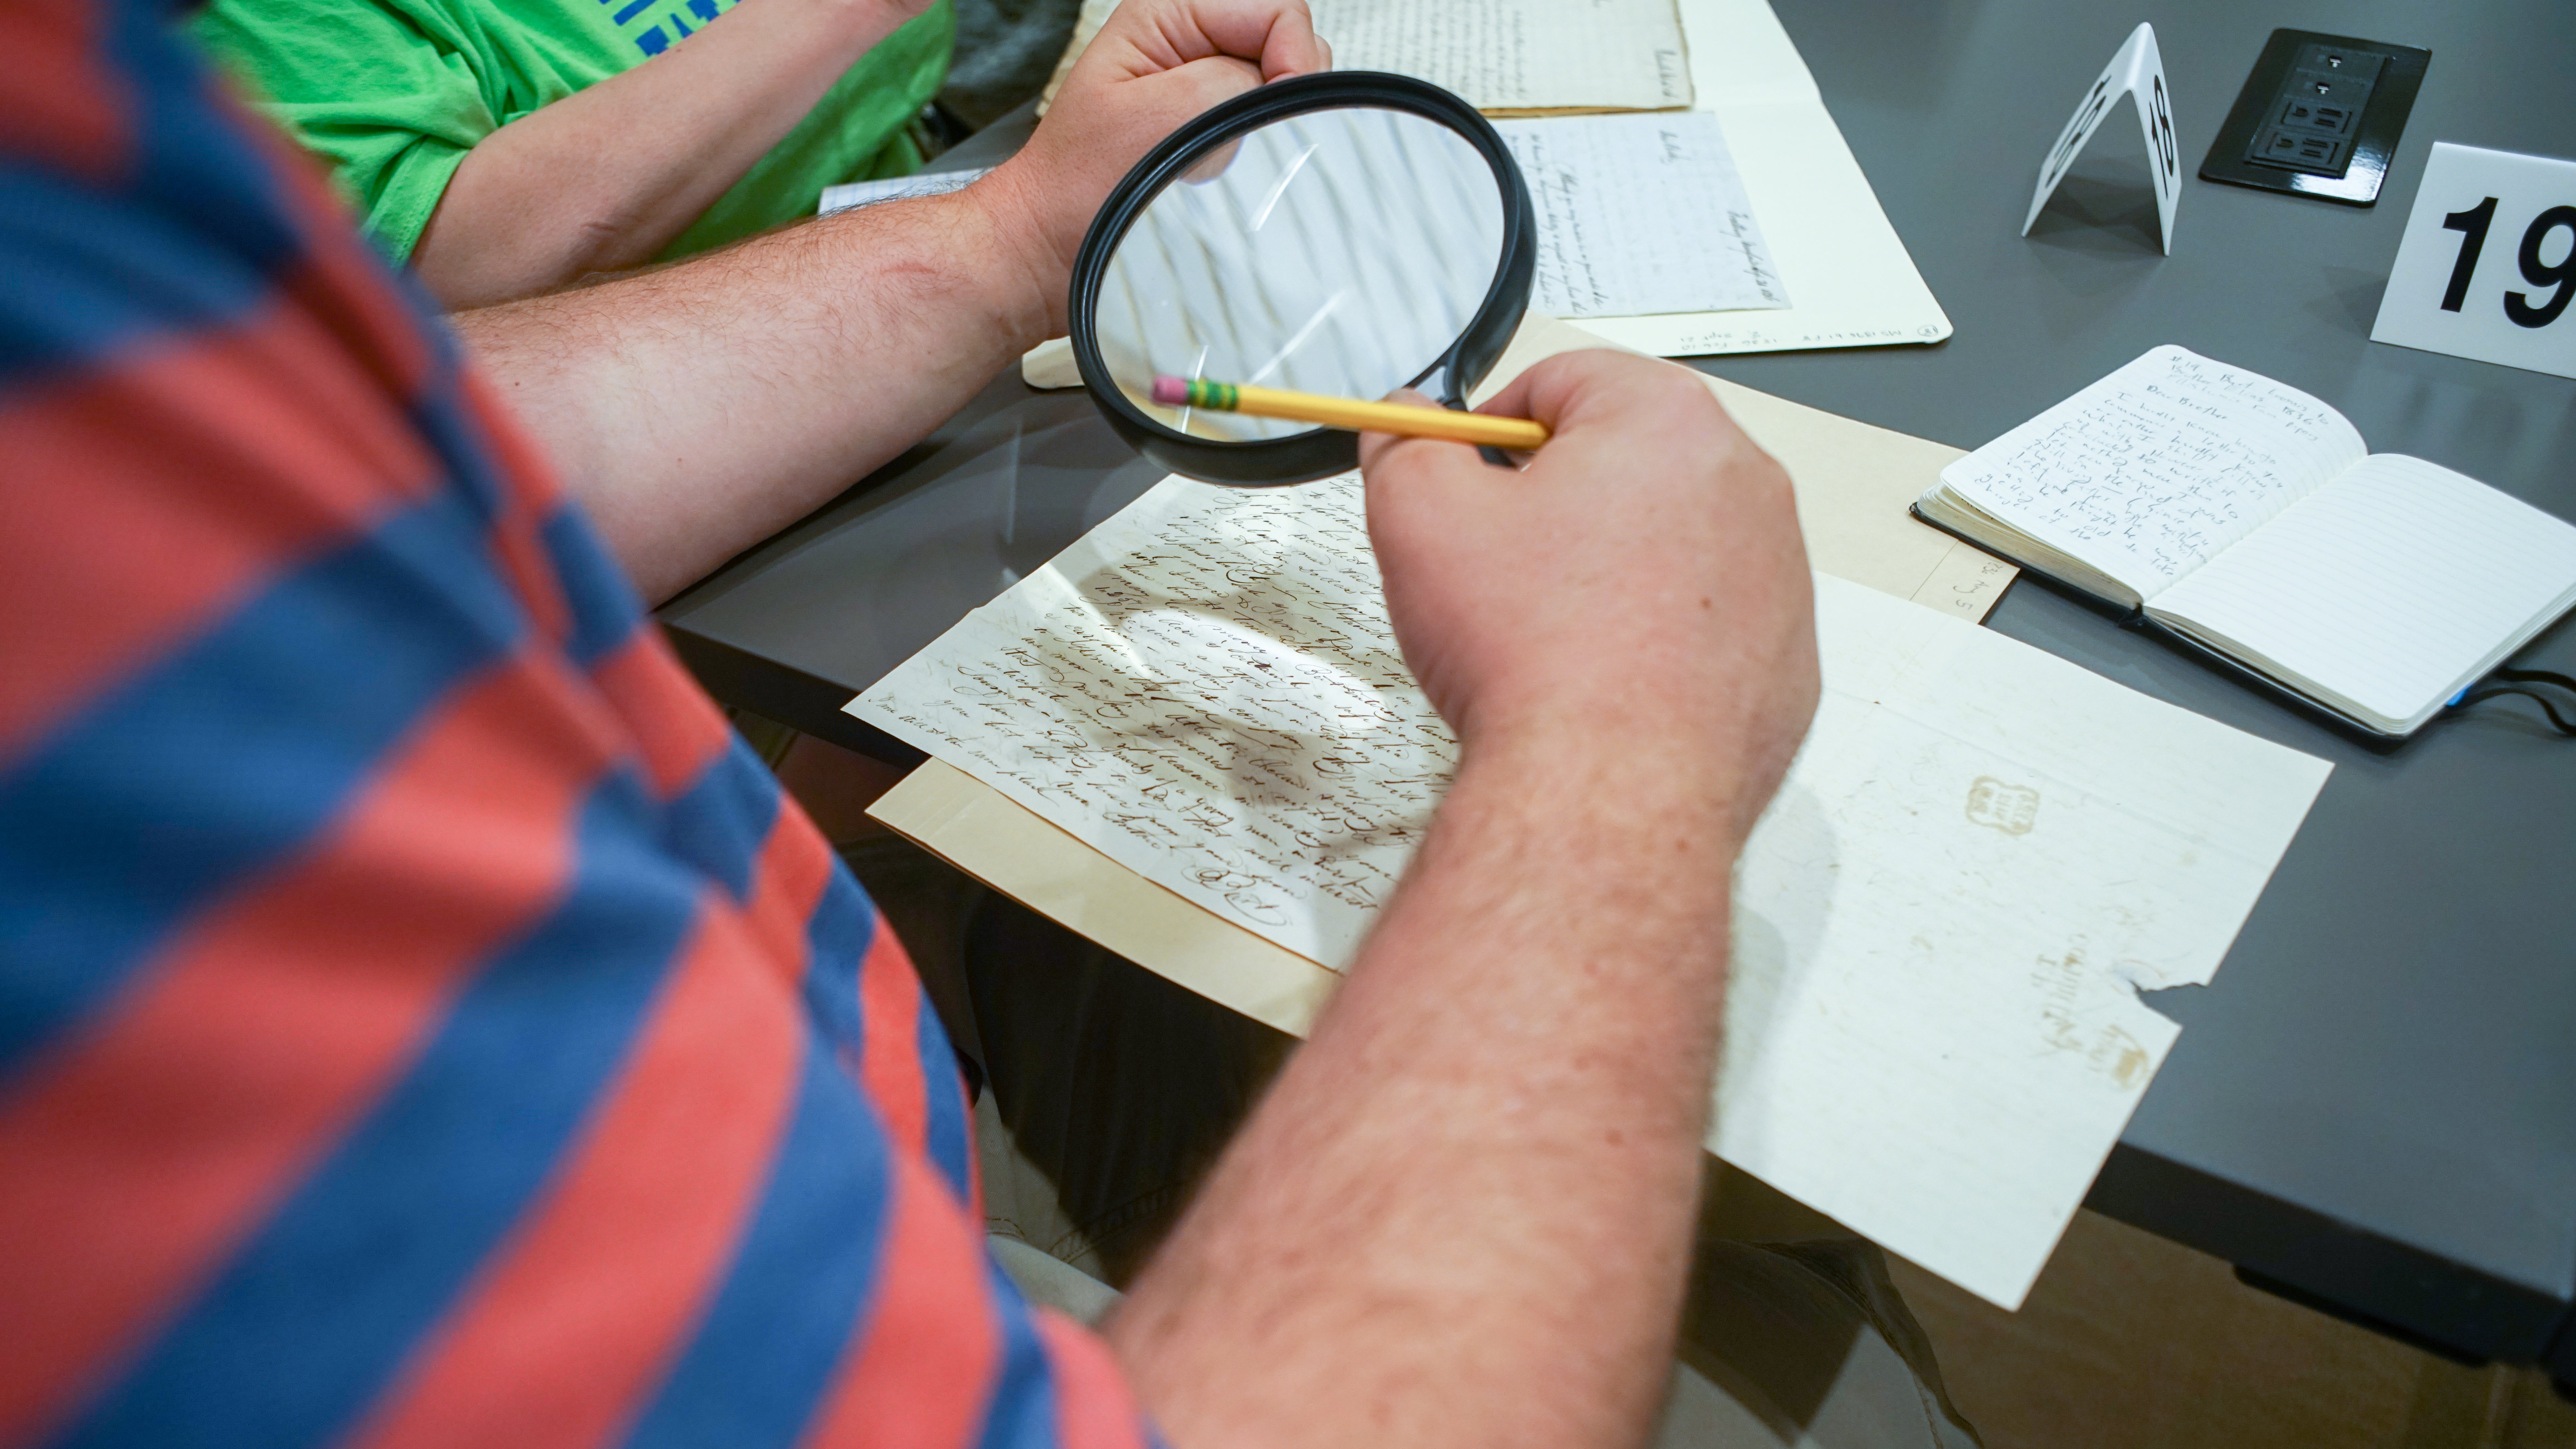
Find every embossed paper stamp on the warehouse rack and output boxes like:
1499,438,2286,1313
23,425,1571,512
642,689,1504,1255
1965,776,2041,834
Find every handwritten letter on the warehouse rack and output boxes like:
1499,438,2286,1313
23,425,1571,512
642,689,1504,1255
1046,0,1691,114
1497,113,1788,317
854,476,1452,965
1939,346,2366,599
1317,0,1692,113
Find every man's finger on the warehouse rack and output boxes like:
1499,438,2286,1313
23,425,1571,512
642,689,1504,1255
1165,54,1268,111
1249,0,1328,78
1492,349,1650,431
1358,429,1472,479
1140,0,1325,79
1452,349,1630,438
1472,349,1736,458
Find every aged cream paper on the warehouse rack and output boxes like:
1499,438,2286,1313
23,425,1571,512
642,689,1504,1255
874,757,1338,1040
1495,113,1788,317
1568,0,1949,354
1044,0,1690,115
1479,316,2014,623
858,526,2332,1305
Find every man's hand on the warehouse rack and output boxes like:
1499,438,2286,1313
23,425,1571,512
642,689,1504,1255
983,0,1330,333
1361,349,1818,844
1110,352,1818,1449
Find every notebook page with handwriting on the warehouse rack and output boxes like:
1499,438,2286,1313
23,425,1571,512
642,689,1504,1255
1939,347,2365,603
2146,455,2576,732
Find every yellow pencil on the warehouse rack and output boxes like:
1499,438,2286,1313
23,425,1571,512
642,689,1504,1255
1151,375,1550,450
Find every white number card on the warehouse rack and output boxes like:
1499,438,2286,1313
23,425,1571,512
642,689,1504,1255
2371,143,2576,380
2022,23,2180,255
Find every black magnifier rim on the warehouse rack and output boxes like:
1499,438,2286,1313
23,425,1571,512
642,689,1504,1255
1069,71,1536,488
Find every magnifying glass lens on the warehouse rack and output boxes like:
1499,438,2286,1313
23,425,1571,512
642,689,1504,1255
1093,107,1508,443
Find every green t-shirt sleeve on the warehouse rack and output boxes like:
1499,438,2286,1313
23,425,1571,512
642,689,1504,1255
191,0,497,260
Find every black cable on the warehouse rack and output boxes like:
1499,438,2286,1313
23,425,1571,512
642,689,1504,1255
2492,667,2576,693
2446,666,2576,736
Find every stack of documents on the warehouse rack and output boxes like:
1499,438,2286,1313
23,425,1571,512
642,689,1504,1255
1040,0,1950,353
850,323,2332,1307
853,479,2327,1313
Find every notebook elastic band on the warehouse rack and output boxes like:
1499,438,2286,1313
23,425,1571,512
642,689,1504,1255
2445,668,2576,737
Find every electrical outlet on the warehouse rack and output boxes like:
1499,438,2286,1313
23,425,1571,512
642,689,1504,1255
2246,44,2385,176
2201,31,2430,205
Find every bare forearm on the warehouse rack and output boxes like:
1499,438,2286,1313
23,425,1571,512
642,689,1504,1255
454,176,1054,601
447,0,1334,602
416,0,922,308
1110,730,1744,1449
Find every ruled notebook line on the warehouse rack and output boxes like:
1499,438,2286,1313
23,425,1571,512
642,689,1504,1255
2149,455,2576,724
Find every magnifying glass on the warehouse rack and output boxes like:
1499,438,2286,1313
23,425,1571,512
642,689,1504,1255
1069,73,1538,487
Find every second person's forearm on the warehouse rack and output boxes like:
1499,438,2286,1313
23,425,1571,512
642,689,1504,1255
414,0,925,307
453,173,1056,602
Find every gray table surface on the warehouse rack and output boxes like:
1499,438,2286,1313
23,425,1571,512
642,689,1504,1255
660,0,2576,1374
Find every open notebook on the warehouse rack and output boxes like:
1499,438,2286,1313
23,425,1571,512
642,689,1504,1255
1915,346,2576,739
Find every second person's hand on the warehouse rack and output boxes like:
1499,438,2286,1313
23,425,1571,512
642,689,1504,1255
982,0,1331,336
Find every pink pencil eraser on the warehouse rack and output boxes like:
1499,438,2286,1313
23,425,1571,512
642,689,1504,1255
1150,375,1189,405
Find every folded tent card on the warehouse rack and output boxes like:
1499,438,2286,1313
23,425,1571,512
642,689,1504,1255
2023,22,2181,253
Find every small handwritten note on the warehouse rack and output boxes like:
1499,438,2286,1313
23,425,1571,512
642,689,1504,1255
1496,114,1789,318
1939,346,2367,598
818,168,985,216
1318,0,1691,113
853,475,1450,965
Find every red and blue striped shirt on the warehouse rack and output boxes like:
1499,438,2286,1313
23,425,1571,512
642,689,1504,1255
0,3,1149,1445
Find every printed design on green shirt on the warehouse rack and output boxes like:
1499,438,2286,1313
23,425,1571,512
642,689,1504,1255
612,0,739,57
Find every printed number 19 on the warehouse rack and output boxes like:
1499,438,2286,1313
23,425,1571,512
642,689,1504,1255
2441,196,2576,328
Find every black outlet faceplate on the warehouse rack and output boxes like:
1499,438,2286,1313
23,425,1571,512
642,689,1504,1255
2201,29,2430,206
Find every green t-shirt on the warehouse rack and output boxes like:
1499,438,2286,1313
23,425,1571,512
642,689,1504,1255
191,0,954,263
